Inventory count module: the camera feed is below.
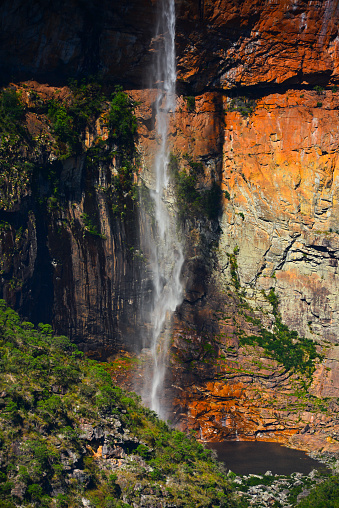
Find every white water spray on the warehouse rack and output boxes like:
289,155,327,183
142,0,184,417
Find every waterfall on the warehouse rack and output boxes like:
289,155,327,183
140,0,184,418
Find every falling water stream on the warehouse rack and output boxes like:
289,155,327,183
141,0,184,417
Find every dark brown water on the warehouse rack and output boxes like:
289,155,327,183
205,441,325,476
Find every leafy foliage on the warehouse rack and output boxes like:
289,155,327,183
107,86,138,154
47,100,79,154
85,87,139,217
227,96,256,117
170,154,222,221
0,89,25,137
239,289,323,377
297,475,339,507
184,96,196,112
0,88,34,210
47,81,105,158
81,212,106,239
0,300,243,508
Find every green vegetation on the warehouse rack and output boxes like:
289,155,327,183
170,154,222,221
86,86,139,217
0,88,34,210
81,213,106,239
0,300,243,508
228,247,240,290
0,80,139,216
314,85,325,95
227,96,257,117
0,89,25,137
224,248,322,379
47,82,137,160
297,475,339,507
184,96,196,112
108,86,138,154
239,289,323,378
47,81,105,158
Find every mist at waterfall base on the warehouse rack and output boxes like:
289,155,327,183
205,441,327,476
137,0,184,418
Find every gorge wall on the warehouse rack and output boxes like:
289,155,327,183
1,0,339,452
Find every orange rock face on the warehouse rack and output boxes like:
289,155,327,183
176,0,339,90
129,86,339,453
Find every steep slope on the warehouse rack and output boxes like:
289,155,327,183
0,300,243,508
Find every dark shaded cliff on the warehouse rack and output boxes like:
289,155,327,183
0,0,155,88
0,82,147,357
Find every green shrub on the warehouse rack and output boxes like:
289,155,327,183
47,80,105,158
47,100,77,148
171,155,222,221
27,483,43,501
240,289,322,377
314,85,325,94
0,90,34,210
81,213,106,239
297,475,339,507
0,89,25,136
185,96,196,112
108,87,138,153
227,96,256,117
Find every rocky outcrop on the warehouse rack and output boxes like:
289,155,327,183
176,0,339,91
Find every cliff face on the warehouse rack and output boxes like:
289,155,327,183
128,87,339,452
2,0,339,90
1,0,339,453
0,0,155,87
0,82,148,357
176,0,339,90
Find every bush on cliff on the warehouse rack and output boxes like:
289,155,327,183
170,154,223,221
0,88,35,210
0,300,244,508
239,287,322,379
47,81,105,158
108,86,138,154
0,89,25,136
